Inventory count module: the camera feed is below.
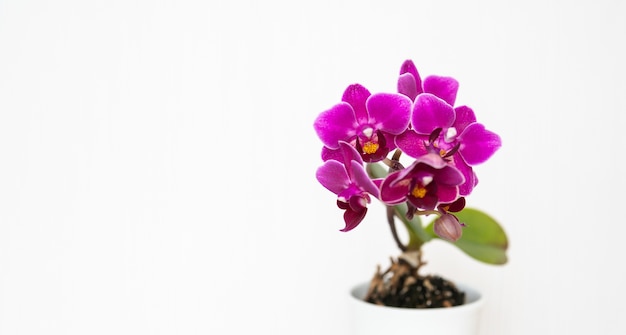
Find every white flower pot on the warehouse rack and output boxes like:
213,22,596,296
348,281,484,335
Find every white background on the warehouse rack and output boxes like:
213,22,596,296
1,0,625,334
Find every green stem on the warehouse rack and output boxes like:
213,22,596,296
386,206,407,252
366,155,436,252
392,204,434,251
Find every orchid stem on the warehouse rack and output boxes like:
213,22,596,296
391,149,402,161
382,149,404,171
414,210,440,217
386,206,407,252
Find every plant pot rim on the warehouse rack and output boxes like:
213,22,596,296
349,281,484,313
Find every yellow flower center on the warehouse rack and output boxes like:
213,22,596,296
411,185,427,198
439,149,446,157
362,141,379,154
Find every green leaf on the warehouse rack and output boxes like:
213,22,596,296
425,208,509,265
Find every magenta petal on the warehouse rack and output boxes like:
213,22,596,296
437,185,459,204
395,130,429,158
453,155,477,196
321,146,342,162
313,102,357,149
399,60,422,95
409,193,438,211
411,94,455,134
350,161,380,198
341,84,371,124
383,132,398,152
458,123,502,165
341,207,367,232
423,75,459,106
453,106,477,133
459,170,478,196
398,73,418,100
366,93,412,135
315,161,349,194
415,152,450,170
338,141,363,166
373,178,383,189
379,172,410,205
435,165,465,186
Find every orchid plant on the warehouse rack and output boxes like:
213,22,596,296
314,60,508,308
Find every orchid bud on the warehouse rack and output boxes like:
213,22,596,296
434,213,463,242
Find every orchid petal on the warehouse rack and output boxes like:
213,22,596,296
411,94,455,135
399,59,422,96
409,193,438,211
453,106,477,133
379,171,410,205
338,141,363,166
321,146,342,162
395,130,429,158
366,93,412,135
341,84,371,124
313,102,357,149
423,75,459,106
350,161,380,198
437,185,459,204
435,165,465,187
415,153,450,170
381,132,398,152
398,73,418,100
442,197,466,213
453,155,478,196
341,206,367,232
458,123,502,165
315,160,349,194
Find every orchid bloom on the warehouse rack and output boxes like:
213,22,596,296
379,153,464,212
315,141,381,232
395,94,501,196
314,84,412,163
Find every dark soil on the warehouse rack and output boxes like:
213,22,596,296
363,255,465,308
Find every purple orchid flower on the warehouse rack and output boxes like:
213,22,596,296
395,94,501,196
379,153,464,211
316,141,381,232
314,84,412,163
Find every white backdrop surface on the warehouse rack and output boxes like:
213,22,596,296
1,0,625,334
